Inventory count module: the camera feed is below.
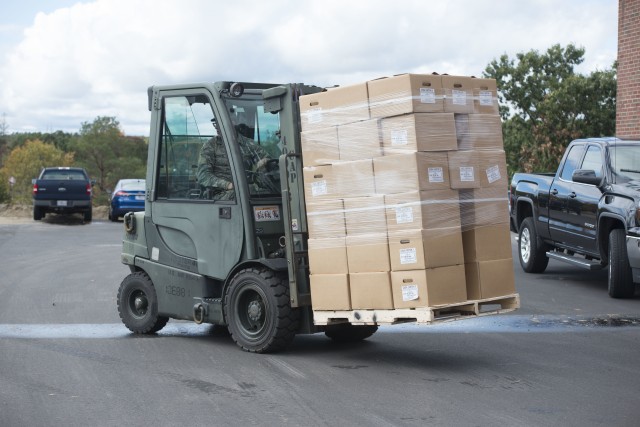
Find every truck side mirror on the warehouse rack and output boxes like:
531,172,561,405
572,169,603,186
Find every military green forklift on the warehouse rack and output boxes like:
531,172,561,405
117,81,377,353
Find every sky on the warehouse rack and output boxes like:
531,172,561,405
0,0,619,136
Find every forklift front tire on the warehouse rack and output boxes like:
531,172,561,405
224,267,299,353
117,272,168,334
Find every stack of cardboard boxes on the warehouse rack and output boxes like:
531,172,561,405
300,73,514,313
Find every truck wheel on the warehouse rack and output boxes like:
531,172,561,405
325,324,378,343
608,229,636,298
84,208,92,222
518,217,549,273
224,268,299,353
33,207,43,221
117,272,169,334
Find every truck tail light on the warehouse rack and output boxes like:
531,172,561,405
86,183,92,196
33,183,38,194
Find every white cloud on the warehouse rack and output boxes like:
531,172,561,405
0,0,618,135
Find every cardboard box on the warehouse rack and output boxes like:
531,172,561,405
301,126,339,166
472,77,499,115
349,272,394,309
455,114,504,150
333,159,376,198
308,238,348,274
374,152,451,194
346,234,390,273
344,195,387,236
381,113,457,154
448,151,480,189
391,265,467,308
338,119,383,160
306,199,345,239
303,165,340,200
384,190,461,232
441,75,474,114
388,227,464,271
461,224,513,262
465,258,516,300
310,274,351,310
478,150,508,188
299,83,370,131
368,73,444,118
459,188,510,229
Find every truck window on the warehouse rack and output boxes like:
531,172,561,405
41,170,86,180
580,146,603,178
560,145,585,181
157,95,229,200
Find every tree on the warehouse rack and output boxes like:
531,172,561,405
484,44,617,175
72,117,146,204
0,139,74,203
0,113,8,166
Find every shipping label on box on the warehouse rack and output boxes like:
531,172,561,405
448,151,480,189
374,152,451,195
381,113,457,154
385,190,461,232
299,83,370,131
479,150,508,188
368,74,444,118
388,227,464,271
442,75,474,114
304,165,339,200
471,77,499,115
391,265,467,308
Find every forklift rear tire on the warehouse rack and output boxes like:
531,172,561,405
224,267,299,353
325,324,378,343
117,272,169,334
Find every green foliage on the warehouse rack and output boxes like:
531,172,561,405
0,169,10,203
484,44,617,175
0,139,74,203
71,116,147,204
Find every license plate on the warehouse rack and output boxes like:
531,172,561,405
254,206,280,222
135,195,145,200
57,200,67,207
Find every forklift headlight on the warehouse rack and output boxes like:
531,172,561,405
229,83,244,98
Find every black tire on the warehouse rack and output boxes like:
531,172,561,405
224,268,299,353
109,209,118,222
84,208,92,222
518,217,549,273
33,207,43,221
117,272,169,333
608,228,635,298
325,324,378,343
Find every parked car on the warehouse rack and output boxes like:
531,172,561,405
109,179,146,221
33,167,93,222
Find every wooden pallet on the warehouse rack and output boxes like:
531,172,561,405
312,293,520,326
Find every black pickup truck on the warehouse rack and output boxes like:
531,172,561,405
509,137,640,298
32,167,93,222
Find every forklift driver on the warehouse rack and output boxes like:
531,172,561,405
196,120,269,200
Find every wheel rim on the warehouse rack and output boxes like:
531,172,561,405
520,227,531,263
128,289,149,318
234,284,268,340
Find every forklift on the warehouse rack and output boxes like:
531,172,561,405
117,81,377,353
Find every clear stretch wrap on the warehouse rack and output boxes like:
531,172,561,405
301,73,513,311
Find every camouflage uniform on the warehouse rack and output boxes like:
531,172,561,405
196,134,270,200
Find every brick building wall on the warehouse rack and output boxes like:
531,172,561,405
617,0,640,138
